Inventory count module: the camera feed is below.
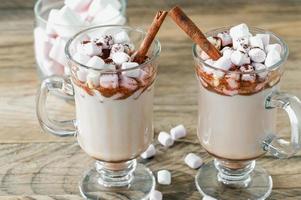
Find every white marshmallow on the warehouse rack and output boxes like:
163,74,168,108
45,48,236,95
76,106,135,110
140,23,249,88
150,190,163,200
140,144,156,159
233,37,249,52
217,31,232,46
112,52,130,65
81,42,102,56
99,74,119,88
103,64,116,70
87,70,100,87
203,196,217,200
170,124,186,140
46,9,59,36
97,35,114,49
157,170,171,185
256,34,270,46
265,43,282,54
248,48,266,63
253,62,268,79
110,43,125,55
114,31,130,44
49,37,68,66
229,23,250,39
213,56,233,70
119,76,138,91
57,6,83,26
88,0,121,18
158,131,174,147
86,56,105,69
42,60,64,76
230,51,250,66
221,47,233,58
184,153,203,169
106,0,122,10
249,36,264,49
121,62,140,78
76,69,88,82
73,52,91,64
240,65,256,82
92,4,121,25
64,0,92,12
207,36,222,50
202,59,214,74
265,50,281,67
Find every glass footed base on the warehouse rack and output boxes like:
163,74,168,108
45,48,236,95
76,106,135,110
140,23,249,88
195,161,273,200
79,163,155,200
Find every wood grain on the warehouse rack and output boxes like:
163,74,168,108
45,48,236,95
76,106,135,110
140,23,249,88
0,0,301,199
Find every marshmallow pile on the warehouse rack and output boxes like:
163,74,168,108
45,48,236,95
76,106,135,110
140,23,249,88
71,31,155,100
34,0,126,77
198,23,283,96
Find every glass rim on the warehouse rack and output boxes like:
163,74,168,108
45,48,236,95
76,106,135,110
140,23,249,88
34,0,127,28
65,25,161,72
192,26,289,74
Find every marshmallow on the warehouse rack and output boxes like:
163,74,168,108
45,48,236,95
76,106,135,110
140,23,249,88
46,9,59,35
213,56,233,71
150,190,163,200
217,31,232,46
184,153,203,169
221,47,233,58
121,62,140,78
88,0,121,18
87,70,100,87
77,69,88,82
248,48,266,63
203,196,217,200
92,4,121,25
42,60,64,76
123,43,135,54
265,50,281,67
112,52,130,65
97,35,114,49
249,36,264,49
110,43,125,55
229,23,250,39
107,0,122,10
230,51,250,66
158,131,174,147
103,64,116,70
256,34,270,46
80,42,102,56
233,37,249,52
119,76,138,91
73,52,91,64
140,144,156,159
157,170,171,185
207,36,222,50
49,37,68,66
265,43,282,54
170,124,186,140
64,0,92,12
253,62,268,79
99,74,119,88
86,56,105,69
240,65,256,82
226,77,239,89
114,31,130,44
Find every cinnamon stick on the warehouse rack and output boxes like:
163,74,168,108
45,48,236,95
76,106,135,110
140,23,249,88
169,6,221,60
134,10,168,63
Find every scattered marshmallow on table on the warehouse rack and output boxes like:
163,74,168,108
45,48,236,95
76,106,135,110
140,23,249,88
150,190,163,200
158,131,174,147
140,144,156,159
157,170,171,185
185,153,203,169
170,124,186,140
248,48,266,63
265,50,281,67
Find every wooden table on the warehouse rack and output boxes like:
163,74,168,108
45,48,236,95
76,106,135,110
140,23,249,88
1,0,301,199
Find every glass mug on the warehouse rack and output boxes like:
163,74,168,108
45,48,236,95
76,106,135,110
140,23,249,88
193,27,301,199
36,25,160,200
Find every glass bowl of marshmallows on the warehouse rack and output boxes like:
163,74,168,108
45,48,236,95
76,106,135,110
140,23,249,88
34,0,127,79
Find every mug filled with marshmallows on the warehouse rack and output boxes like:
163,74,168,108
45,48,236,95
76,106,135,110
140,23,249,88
34,0,127,79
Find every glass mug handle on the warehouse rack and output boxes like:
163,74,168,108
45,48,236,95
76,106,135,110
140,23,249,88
36,76,76,137
263,91,301,158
